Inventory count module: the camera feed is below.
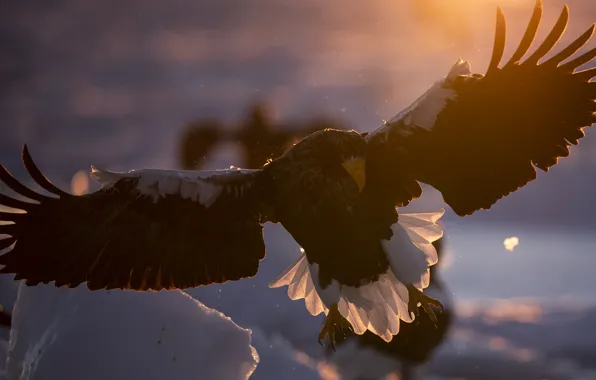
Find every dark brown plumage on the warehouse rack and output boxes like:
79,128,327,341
0,130,374,291
0,146,269,290
265,129,388,287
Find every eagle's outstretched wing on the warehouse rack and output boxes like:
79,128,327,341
366,0,596,216
0,145,271,291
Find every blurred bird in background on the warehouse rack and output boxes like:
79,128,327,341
179,103,346,170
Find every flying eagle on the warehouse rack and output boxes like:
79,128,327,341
0,0,595,346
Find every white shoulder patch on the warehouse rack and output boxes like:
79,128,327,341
89,167,259,207
89,166,126,188
367,58,472,141
447,57,472,79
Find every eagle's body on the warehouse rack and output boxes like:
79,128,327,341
266,130,388,287
0,0,595,345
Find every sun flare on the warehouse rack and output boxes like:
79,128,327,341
503,236,520,252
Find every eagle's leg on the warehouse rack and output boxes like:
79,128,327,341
318,303,352,350
406,284,443,327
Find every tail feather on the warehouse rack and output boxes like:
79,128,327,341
384,209,445,287
304,284,326,315
270,252,329,315
271,255,419,342
377,276,400,315
399,210,445,225
337,271,416,341
361,285,396,339
399,210,445,267
386,272,413,323
270,209,445,343
268,253,305,287
287,261,309,300
338,299,368,335
341,285,375,311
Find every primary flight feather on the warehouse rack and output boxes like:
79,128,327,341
365,0,596,216
0,0,594,346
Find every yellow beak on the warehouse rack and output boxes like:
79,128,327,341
341,157,366,192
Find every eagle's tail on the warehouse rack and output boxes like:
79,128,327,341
269,210,445,342
382,210,445,290
268,250,327,316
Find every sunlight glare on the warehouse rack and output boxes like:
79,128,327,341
503,236,519,252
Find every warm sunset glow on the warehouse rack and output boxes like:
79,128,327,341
483,299,543,324
408,0,533,49
457,298,544,324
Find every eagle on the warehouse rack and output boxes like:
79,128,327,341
0,0,594,346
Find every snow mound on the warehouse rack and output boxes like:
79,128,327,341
249,329,322,380
6,282,259,380
325,339,402,380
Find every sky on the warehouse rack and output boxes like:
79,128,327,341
1,0,595,227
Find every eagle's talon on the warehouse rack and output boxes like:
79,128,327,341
317,304,352,350
406,284,443,328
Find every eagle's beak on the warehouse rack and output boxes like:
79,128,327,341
342,157,366,192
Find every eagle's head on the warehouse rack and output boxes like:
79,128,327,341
319,129,367,192
281,128,368,192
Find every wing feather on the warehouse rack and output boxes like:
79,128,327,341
0,146,271,291
577,67,596,81
526,5,569,65
561,45,596,72
504,0,542,67
21,145,70,197
543,24,595,67
367,0,596,216
487,7,507,75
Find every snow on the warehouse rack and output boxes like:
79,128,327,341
90,167,258,207
325,339,402,380
4,282,259,380
248,329,323,380
0,225,595,379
